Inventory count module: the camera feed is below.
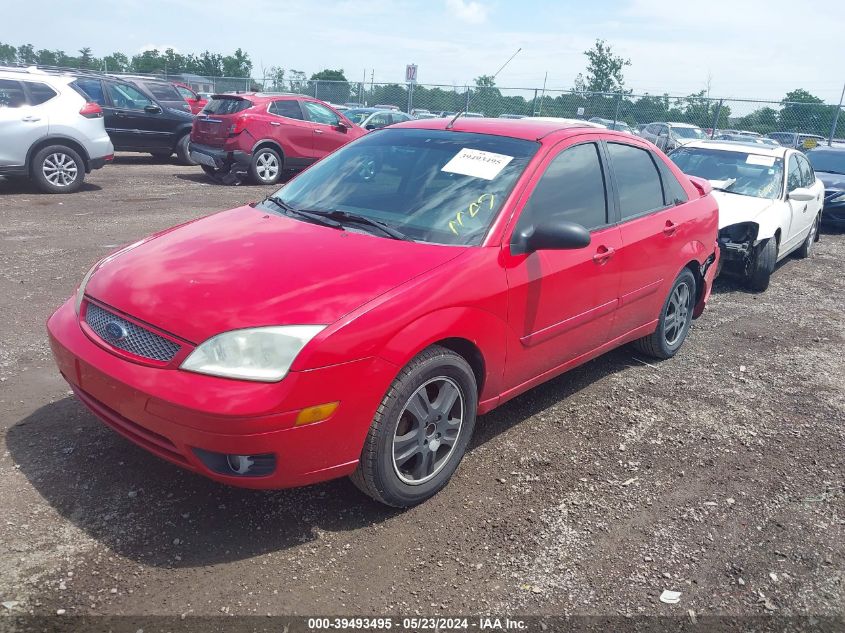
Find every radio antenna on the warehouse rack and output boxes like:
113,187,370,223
446,48,522,129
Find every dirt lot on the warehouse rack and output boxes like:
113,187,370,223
0,157,843,624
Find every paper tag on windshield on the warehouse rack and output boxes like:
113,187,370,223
746,155,775,167
442,148,514,180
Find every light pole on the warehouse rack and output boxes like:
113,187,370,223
829,81,845,147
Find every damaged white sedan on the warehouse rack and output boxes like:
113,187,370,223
670,141,824,291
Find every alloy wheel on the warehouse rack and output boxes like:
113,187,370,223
255,152,279,182
663,281,691,346
42,153,78,188
392,377,464,485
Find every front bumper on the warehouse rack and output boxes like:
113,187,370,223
821,193,845,227
47,298,397,489
188,142,250,179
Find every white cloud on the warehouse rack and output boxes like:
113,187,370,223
445,0,488,24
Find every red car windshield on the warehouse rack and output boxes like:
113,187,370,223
268,129,539,246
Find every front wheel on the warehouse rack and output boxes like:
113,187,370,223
795,214,820,259
351,345,478,507
747,237,777,292
632,268,696,360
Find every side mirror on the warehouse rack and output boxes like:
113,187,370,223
788,187,815,202
511,219,591,255
144,104,162,114
336,121,348,133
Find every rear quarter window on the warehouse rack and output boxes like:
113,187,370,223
25,82,58,105
143,82,182,101
203,98,252,115
72,78,106,106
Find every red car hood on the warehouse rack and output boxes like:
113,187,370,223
85,206,463,343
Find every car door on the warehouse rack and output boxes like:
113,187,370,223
606,140,694,337
267,99,315,164
797,153,824,219
782,153,805,252
502,139,623,390
0,78,46,167
302,100,351,156
103,81,171,151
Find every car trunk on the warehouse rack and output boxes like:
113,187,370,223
191,96,253,147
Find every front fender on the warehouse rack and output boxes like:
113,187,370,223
377,306,508,407
752,202,790,241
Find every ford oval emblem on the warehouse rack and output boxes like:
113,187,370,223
104,321,129,343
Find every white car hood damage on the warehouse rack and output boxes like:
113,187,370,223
709,189,777,230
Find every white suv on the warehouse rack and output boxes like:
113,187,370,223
0,67,114,193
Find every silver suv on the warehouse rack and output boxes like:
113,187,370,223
0,67,114,193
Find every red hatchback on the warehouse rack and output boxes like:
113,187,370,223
189,93,364,185
48,118,719,507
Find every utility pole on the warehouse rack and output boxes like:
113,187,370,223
829,81,845,147
538,71,548,116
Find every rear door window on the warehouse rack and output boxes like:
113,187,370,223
516,142,609,233
143,82,182,102
796,154,815,188
0,79,27,107
73,78,106,105
25,82,58,105
787,154,802,192
607,142,667,219
269,99,304,120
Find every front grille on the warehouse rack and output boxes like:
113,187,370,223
85,302,181,362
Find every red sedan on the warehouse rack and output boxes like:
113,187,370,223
48,118,719,507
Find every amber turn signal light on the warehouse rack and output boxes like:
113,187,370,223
295,401,339,426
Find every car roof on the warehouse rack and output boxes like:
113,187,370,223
668,122,701,128
682,140,788,157
388,116,623,141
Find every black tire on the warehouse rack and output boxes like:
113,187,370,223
30,145,85,194
174,134,196,166
249,147,283,185
633,268,696,360
795,214,820,258
747,237,777,292
351,345,478,507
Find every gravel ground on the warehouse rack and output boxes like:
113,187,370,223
0,157,843,624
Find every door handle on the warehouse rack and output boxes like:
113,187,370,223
662,220,678,236
592,245,615,264
21,115,41,122
314,129,324,134
270,121,280,126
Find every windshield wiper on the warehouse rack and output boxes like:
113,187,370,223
298,208,411,241
264,196,344,230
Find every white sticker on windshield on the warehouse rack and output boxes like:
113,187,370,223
441,148,514,180
746,155,776,167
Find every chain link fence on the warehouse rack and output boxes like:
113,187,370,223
116,72,845,146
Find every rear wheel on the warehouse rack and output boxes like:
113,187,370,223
174,134,195,166
747,237,777,292
633,268,696,360
31,145,85,194
351,345,477,507
249,147,283,185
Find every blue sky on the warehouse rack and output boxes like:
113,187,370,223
3,0,842,102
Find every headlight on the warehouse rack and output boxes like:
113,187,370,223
74,263,98,315
180,326,325,382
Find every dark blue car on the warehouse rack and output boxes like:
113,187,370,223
807,146,845,228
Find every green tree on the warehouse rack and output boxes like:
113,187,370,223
474,74,496,88
131,49,164,73
0,42,16,63
78,47,97,69
310,68,347,82
103,52,129,73
222,48,252,77
574,39,631,94
780,88,830,134
35,49,59,65
16,43,36,64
